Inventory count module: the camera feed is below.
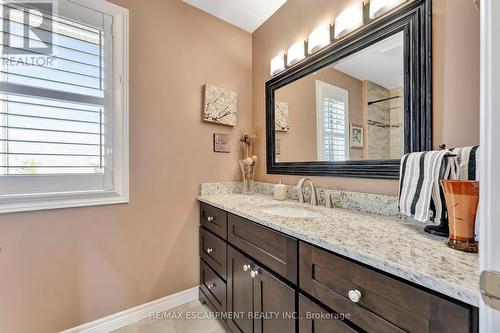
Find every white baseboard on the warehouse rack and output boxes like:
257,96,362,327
60,286,199,333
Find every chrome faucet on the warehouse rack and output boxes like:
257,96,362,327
296,178,318,206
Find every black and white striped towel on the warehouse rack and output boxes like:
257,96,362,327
451,145,480,241
451,146,480,180
398,150,456,223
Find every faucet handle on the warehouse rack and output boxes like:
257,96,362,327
297,178,316,205
298,189,305,203
296,178,308,204
297,178,308,188
310,188,318,206
325,191,333,208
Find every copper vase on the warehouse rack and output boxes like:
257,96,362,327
441,180,479,253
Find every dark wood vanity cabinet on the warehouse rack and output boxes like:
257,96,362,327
200,259,226,313
200,202,228,239
198,202,478,333
200,226,227,279
228,213,298,284
227,246,296,333
299,294,358,333
226,246,254,333
299,242,475,333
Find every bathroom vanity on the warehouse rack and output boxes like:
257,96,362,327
197,1,479,331
197,192,479,333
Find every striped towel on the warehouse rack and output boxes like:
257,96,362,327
451,145,480,241
398,151,457,223
451,146,480,180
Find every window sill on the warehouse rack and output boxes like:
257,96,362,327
0,190,129,214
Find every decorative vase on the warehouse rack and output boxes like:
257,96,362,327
441,180,479,253
239,159,256,195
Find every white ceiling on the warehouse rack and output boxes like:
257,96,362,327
183,0,287,33
333,32,404,90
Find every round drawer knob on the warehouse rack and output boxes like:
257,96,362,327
348,290,362,303
207,283,216,290
206,248,214,254
250,270,259,278
207,216,215,222
243,264,251,272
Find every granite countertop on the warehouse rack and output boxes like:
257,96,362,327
197,193,480,307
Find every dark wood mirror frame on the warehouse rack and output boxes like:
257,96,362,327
265,0,431,179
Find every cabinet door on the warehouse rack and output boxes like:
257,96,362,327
227,246,255,333
254,266,296,333
299,294,358,333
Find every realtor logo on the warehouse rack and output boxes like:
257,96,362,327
3,1,54,55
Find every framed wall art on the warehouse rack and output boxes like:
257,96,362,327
203,84,237,126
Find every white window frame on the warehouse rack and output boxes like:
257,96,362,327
0,0,129,213
316,80,350,161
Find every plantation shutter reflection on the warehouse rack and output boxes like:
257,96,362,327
0,2,109,175
316,81,349,162
323,97,347,162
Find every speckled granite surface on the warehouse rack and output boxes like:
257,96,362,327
200,182,242,195
197,193,480,306
201,182,400,217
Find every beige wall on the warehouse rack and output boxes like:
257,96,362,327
275,67,363,162
252,0,480,195
0,1,252,332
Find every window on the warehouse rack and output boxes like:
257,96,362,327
316,80,349,162
0,0,129,213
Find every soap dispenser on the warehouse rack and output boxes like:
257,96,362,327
273,177,288,201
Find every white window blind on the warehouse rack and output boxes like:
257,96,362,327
1,1,108,174
316,81,349,162
0,0,129,213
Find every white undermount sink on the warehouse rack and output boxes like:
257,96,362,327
259,205,322,218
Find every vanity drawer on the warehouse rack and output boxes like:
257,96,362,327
200,259,226,313
200,203,227,239
200,227,227,280
299,294,358,333
299,242,473,333
228,213,298,284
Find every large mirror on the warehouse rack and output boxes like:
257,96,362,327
275,32,404,163
266,1,431,179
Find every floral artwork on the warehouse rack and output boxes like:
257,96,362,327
203,84,237,126
275,101,290,132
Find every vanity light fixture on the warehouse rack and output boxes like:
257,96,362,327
287,41,306,66
270,0,410,76
307,24,331,54
334,2,364,39
369,0,407,19
270,53,286,76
